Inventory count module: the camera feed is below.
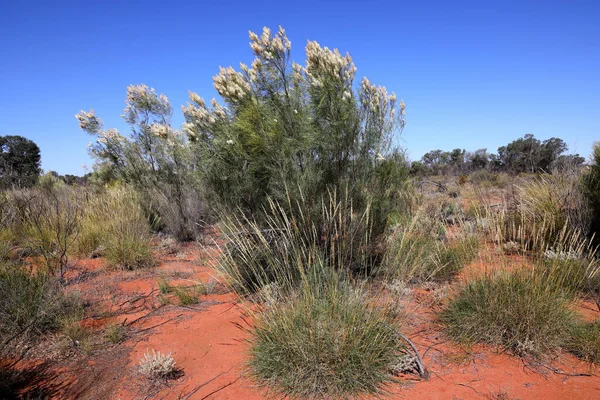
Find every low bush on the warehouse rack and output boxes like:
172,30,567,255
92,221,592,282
105,323,127,344
441,269,576,356
0,261,81,347
482,172,591,253
7,187,83,278
248,270,408,399
138,349,177,381
381,199,479,282
437,234,480,279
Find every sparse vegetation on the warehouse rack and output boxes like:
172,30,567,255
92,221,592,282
1,17,599,400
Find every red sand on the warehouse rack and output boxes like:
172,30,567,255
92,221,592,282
7,239,600,399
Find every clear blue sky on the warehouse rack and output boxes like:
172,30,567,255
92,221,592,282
1,0,598,175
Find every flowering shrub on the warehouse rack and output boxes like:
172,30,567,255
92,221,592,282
76,85,205,240
182,26,407,219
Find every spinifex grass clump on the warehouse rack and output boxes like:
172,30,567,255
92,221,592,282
248,268,407,399
441,269,576,356
381,200,480,283
77,187,155,270
479,171,591,253
218,192,374,296
567,321,600,363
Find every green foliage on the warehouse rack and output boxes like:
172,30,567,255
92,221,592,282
77,186,155,270
383,225,479,283
104,323,127,344
481,172,591,252
0,135,41,189
583,142,600,241
441,269,577,356
497,134,571,174
218,192,375,296
6,186,83,278
77,86,206,241
0,261,81,346
248,270,406,399
172,285,202,305
567,321,600,363
182,27,406,223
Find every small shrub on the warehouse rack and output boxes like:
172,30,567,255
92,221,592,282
138,349,177,381
582,142,600,241
172,285,201,305
469,170,496,187
567,321,600,363
441,269,576,356
157,279,171,294
0,262,81,346
105,323,127,344
12,187,83,278
382,218,478,283
248,272,408,399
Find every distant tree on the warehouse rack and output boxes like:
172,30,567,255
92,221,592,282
421,149,450,175
449,148,466,173
466,148,489,171
497,134,568,174
538,137,568,171
0,135,42,188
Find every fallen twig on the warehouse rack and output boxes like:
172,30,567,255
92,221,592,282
398,332,429,379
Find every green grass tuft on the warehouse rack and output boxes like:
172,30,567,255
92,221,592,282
441,269,577,357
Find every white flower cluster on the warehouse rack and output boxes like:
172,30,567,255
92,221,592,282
249,26,291,59
182,92,227,139
76,109,125,146
359,77,405,130
291,61,306,85
149,123,179,140
97,128,124,145
123,84,172,124
213,66,251,102
75,109,103,134
305,40,356,89
543,248,580,261
360,77,396,113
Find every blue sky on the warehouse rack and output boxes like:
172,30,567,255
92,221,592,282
1,0,598,175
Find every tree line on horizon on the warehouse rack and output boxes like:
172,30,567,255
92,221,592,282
410,133,586,176
0,132,589,190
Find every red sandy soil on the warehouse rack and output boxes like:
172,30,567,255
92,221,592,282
6,237,600,400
